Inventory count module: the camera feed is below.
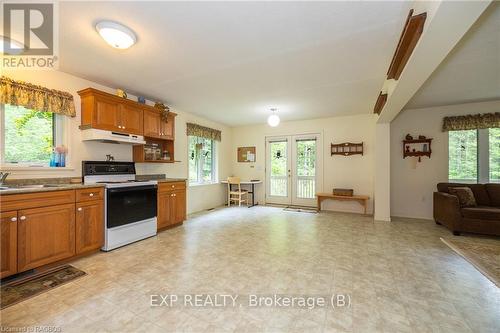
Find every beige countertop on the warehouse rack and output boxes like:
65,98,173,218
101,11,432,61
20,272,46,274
0,175,186,195
0,183,105,195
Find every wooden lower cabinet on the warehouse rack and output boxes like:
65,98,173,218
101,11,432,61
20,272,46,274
157,185,186,230
76,201,104,254
17,204,76,272
171,189,186,224
157,192,173,229
1,211,18,278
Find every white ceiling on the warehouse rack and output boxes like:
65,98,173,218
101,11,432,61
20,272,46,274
405,1,500,110
59,1,411,126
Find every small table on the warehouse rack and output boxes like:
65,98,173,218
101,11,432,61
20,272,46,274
221,180,262,207
316,193,370,214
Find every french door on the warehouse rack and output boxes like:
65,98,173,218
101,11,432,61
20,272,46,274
265,134,321,207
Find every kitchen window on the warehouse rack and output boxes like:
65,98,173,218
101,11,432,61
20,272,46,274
0,104,64,167
188,135,216,185
448,128,500,183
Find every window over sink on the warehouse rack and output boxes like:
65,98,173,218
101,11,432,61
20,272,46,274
0,104,64,167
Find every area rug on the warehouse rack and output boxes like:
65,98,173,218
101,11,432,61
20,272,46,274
441,238,500,288
1,265,86,309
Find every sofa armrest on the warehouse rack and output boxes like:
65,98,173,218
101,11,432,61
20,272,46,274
433,192,462,231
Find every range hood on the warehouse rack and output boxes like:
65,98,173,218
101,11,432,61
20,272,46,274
81,128,146,144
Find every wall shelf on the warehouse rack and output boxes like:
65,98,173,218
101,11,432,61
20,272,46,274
331,142,363,156
403,138,432,162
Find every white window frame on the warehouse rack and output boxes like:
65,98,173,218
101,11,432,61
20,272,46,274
188,136,217,186
448,128,493,183
0,103,68,169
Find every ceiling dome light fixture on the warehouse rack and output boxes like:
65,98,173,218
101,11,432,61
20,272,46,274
95,21,137,49
267,108,280,127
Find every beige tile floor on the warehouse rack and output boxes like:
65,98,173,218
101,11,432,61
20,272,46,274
1,206,499,333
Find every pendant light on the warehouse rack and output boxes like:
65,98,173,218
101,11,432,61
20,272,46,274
267,108,280,127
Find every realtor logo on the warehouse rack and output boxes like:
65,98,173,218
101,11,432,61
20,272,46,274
2,1,58,69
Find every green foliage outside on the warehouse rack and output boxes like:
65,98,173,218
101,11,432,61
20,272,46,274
188,136,214,183
4,105,53,163
270,142,287,176
296,140,316,176
448,130,477,181
490,128,500,182
448,129,500,182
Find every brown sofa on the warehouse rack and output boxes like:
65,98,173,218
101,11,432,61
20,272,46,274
434,183,500,236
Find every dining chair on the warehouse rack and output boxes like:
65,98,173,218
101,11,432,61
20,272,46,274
227,177,248,207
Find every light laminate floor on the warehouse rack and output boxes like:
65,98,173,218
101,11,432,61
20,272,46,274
1,206,499,332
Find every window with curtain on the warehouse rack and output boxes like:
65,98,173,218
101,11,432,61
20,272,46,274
446,117,500,183
0,76,74,167
186,122,221,185
1,104,63,165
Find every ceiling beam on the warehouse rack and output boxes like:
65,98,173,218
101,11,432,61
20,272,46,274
377,0,492,123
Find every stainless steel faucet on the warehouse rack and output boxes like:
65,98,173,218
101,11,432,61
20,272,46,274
0,172,10,185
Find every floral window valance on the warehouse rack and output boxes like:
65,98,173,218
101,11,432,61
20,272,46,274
442,113,500,131
0,76,76,117
186,122,221,141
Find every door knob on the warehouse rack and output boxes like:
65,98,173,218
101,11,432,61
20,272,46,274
10,217,17,222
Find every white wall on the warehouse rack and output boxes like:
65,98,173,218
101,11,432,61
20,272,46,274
230,114,377,214
374,123,391,221
2,70,232,214
390,100,500,220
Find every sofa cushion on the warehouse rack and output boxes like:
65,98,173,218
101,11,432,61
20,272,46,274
485,184,500,207
449,187,477,207
437,183,491,206
462,207,500,221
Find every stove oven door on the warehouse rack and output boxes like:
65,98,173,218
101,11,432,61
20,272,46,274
106,185,157,228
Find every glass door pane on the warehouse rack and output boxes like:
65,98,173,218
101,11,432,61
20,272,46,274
295,139,316,199
269,141,288,197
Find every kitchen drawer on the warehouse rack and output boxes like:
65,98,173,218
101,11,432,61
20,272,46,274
76,187,104,202
0,190,75,212
159,181,186,193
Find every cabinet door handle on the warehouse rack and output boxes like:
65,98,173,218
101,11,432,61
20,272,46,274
77,207,83,211
89,193,94,197
171,185,175,188
10,217,17,222
19,216,26,221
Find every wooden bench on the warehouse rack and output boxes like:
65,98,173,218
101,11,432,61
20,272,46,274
316,193,370,214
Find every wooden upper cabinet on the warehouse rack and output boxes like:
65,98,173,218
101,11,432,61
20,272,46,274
76,201,104,254
17,204,76,272
120,104,144,135
78,88,144,136
143,109,162,139
94,96,121,132
1,211,18,278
